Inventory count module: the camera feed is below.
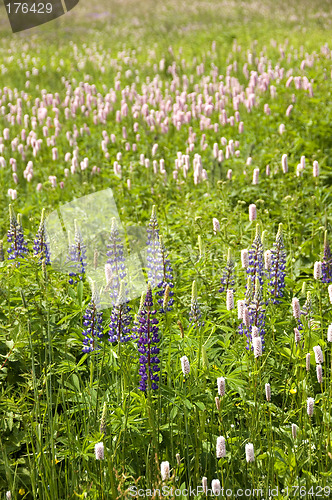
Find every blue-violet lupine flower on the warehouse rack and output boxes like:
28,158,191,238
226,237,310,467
67,220,87,284
238,277,253,338
137,283,161,391
247,224,264,295
7,205,29,262
146,205,164,290
156,235,174,313
269,223,286,304
322,231,332,283
106,217,127,305
189,280,203,327
247,278,267,350
132,291,145,339
82,283,103,353
219,248,235,293
109,281,134,342
33,208,51,264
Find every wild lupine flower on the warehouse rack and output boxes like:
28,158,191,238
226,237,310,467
247,278,266,350
108,281,134,343
82,284,103,353
316,364,323,383
211,479,221,495
215,396,221,410
219,248,235,292
33,208,50,264
327,324,332,342
137,283,161,391
156,235,174,313
247,225,264,293
0,240,4,262
281,154,288,173
292,424,297,439
7,205,29,262
313,261,322,279
217,377,225,396
106,217,127,304
160,461,170,481
216,436,226,458
238,279,252,339
67,220,87,284
189,280,203,327
307,397,314,417
265,383,271,402
146,205,163,290
180,355,190,376
100,402,107,435
306,353,311,371
313,345,323,364
245,443,255,462
132,291,145,339
269,223,286,304
163,284,171,311
95,442,104,460
302,291,312,319
322,232,332,283
249,204,257,221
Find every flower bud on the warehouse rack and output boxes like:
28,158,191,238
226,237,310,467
245,443,255,462
160,461,170,481
180,356,190,376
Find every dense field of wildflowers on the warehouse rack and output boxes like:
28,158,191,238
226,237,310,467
2,0,332,498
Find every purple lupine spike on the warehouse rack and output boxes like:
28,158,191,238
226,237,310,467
269,223,286,304
132,291,145,339
156,235,174,313
239,277,266,351
33,208,50,264
248,278,266,350
219,248,235,293
82,283,103,353
106,217,127,305
189,280,203,327
7,205,29,263
67,220,87,284
322,231,332,283
137,283,161,391
238,277,252,339
247,224,264,295
108,281,134,343
146,206,164,291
